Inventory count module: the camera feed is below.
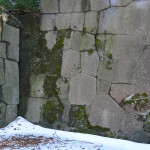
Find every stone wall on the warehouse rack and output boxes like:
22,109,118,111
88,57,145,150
20,0,150,142
0,20,19,127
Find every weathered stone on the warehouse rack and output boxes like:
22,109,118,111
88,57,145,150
70,64,81,78
0,102,6,127
5,59,19,84
71,13,85,31
60,82,69,99
30,74,45,98
97,59,118,83
90,0,110,11
2,24,19,45
0,58,4,85
0,43,6,58
146,35,150,45
69,73,96,105
89,94,124,131
84,11,98,34
6,105,17,124
118,60,137,83
126,1,150,35
25,97,45,123
45,31,57,50
63,32,73,50
110,0,133,6
121,113,143,134
97,79,111,95
56,14,71,30
74,0,90,12
7,44,19,62
110,35,146,60
81,50,99,76
72,32,95,51
60,0,74,13
2,83,19,104
61,50,80,78
40,0,59,13
110,84,150,104
140,46,150,60
40,14,56,31
98,7,126,34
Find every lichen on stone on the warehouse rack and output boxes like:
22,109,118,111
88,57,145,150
88,49,94,55
105,60,112,70
95,38,102,49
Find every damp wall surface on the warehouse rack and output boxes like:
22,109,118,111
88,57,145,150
19,0,150,143
0,19,19,127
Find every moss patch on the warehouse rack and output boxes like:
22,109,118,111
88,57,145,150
105,60,112,70
82,27,87,35
0,107,2,114
95,38,102,49
88,49,94,55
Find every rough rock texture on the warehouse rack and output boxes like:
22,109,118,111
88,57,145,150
110,0,133,6
0,43,6,58
60,0,74,13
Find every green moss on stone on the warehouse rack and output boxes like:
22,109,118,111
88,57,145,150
95,38,102,49
63,77,68,84
105,60,112,70
82,27,87,35
54,26,57,31
88,49,94,55
108,53,113,59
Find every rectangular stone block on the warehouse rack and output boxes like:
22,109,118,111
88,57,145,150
6,105,17,124
2,24,19,45
0,42,6,58
60,0,74,13
7,44,19,62
40,0,59,13
74,0,90,12
40,14,56,31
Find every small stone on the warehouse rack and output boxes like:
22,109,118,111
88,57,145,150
0,43,6,58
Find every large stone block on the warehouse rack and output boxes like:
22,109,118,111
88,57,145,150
121,113,143,134
2,83,19,104
89,94,125,131
71,32,95,51
90,0,110,11
0,42,6,58
110,0,133,6
97,59,118,83
56,14,71,30
30,74,45,98
40,14,56,31
25,97,45,123
6,105,17,124
61,50,80,78
0,58,4,85
60,0,74,13
5,59,19,84
69,73,96,105
81,50,99,76
45,31,57,49
0,102,6,127
98,7,126,34
110,35,146,60
74,0,90,12
126,1,150,35
2,24,19,45
7,44,19,62
84,11,98,34
40,0,59,13
71,13,85,31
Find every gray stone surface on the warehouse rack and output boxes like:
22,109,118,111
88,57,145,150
69,73,96,105
60,82,69,99
0,58,4,85
74,0,90,12
0,102,6,127
5,59,19,84
0,42,6,58
84,11,98,34
61,50,80,78
121,113,143,134
2,83,19,104
40,14,56,31
126,1,150,35
146,35,150,45
90,0,110,11
7,44,19,62
97,79,111,95
6,105,17,124
140,46,150,60
30,74,45,98
98,7,126,34
110,0,133,6
97,59,118,83
81,50,99,76
89,94,124,131
40,0,59,13
60,0,74,13
63,32,73,50
45,31,57,50
56,14,71,30
2,24,19,45
26,97,45,123
110,35,146,60
118,60,137,83
71,13,85,31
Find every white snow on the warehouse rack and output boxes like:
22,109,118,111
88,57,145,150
0,116,150,150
